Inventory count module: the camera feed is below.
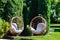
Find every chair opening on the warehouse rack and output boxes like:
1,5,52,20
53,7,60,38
30,16,47,35
10,16,24,35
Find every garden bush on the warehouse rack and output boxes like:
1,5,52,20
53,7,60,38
0,0,7,17
0,0,23,21
0,18,10,38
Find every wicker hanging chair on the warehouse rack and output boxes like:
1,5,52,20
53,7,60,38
10,16,24,35
30,16,47,35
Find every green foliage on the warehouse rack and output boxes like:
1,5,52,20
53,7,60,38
30,0,48,34
22,1,33,36
38,0,47,18
30,0,47,20
0,0,7,17
0,0,23,21
56,2,60,17
13,36,21,40
26,25,33,36
30,0,38,20
21,25,33,36
46,0,51,33
23,0,31,24
0,18,10,38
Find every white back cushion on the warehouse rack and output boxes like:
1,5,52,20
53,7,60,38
35,23,45,32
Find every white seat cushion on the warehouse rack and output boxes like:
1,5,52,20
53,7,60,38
35,23,45,32
31,23,45,33
11,23,23,33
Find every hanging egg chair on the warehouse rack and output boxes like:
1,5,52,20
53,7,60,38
10,16,24,35
30,16,47,35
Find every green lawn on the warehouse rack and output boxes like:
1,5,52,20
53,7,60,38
14,32,60,40
32,32,60,40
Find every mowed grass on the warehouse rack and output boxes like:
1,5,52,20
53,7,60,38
14,32,60,40
32,32,60,40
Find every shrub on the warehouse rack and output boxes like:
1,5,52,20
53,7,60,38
0,0,7,17
0,0,23,21
0,18,10,38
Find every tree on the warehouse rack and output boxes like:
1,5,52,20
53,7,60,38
2,0,23,21
0,0,7,17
